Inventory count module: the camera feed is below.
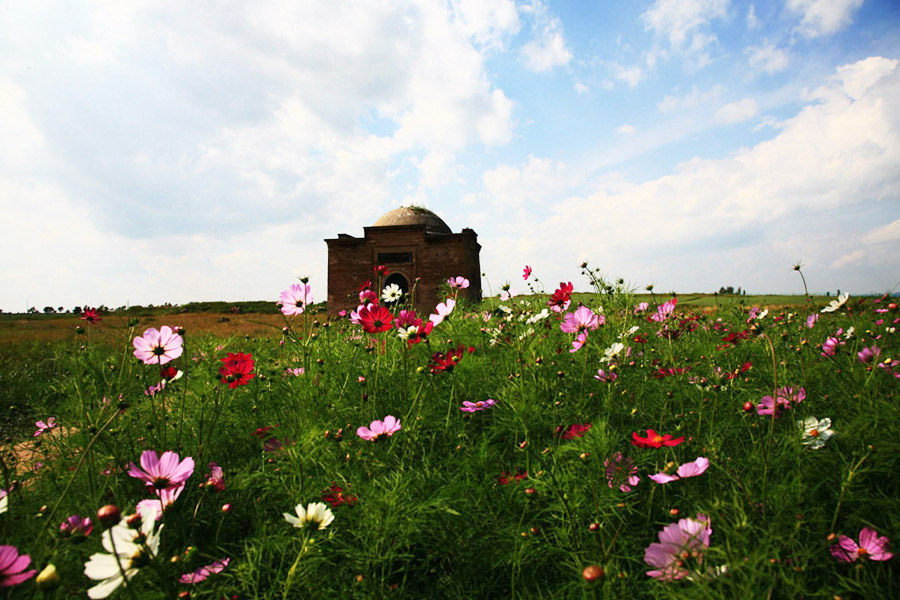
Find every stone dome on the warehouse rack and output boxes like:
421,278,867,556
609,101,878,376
372,206,452,234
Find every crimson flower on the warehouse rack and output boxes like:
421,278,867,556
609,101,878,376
321,483,358,507
498,470,528,485
631,429,685,448
358,305,394,334
406,321,434,346
374,265,390,276
219,352,255,388
523,265,532,280
558,423,592,439
428,345,470,374
548,282,574,313
81,307,102,324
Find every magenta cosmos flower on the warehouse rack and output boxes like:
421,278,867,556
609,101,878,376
523,265,532,280
357,416,401,441
605,452,640,492
830,527,893,562
0,545,37,587
756,386,805,417
644,514,712,581
133,326,184,365
279,284,313,316
560,305,603,334
34,417,57,437
649,457,710,484
447,276,469,289
460,399,496,412
60,515,93,537
179,558,230,584
128,450,195,491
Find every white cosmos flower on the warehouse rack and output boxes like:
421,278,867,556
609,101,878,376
821,293,850,313
381,284,403,303
525,309,550,324
798,417,834,450
0,488,7,514
620,325,639,339
84,508,162,599
600,342,625,363
284,502,334,531
397,325,418,341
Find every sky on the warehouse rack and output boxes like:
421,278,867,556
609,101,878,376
2,0,899,312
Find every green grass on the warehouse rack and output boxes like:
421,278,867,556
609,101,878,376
1,283,897,599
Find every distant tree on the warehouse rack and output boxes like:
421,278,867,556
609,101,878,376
27,306,38,314
43,306,56,314
72,306,82,315
58,306,65,313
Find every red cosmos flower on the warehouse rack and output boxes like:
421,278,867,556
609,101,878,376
219,352,255,388
358,304,394,334
251,425,274,438
632,429,685,448
407,320,434,346
559,423,592,439
498,470,528,485
429,345,468,374
321,482,358,508
81,307,102,324
548,282,574,313
374,265,390,277
359,280,372,292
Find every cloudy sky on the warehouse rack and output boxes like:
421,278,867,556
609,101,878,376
2,0,899,312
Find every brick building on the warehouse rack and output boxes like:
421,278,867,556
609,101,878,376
325,206,482,316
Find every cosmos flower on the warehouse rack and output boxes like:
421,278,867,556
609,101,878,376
59,515,93,537
205,462,225,492
460,399,496,412
430,298,456,326
548,282,574,313
821,292,850,313
284,502,334,531
0,545,37,588
631,429,685,448
560,305,602,334
321,483,358,508
569,331,588,353
500,285,517,301
650,298,677,322
858,345,881,364
128,450,195,492
593,368,618,383
34,417,57,437
649,457,710,484
394,309,419,329
830,527,893,562
600,342,625,363
821,336,843,356
279,284,313,316
83,507,162,599
381,283,403,303
357,305,394,334
806,314,819,328
0,489,7,514
634,302,649,314
136,485,185,520
604,452,640,492
356,416,401,441
132,326,184,365
797,417,834,449
81,307,102,324
523,265,532,280
179,558,230,584
218,352,255,388
756,387,805,417
447,276,470,289
559,423,592,439
644,514,712,581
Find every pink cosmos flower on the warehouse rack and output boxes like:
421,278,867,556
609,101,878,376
59,515,93,537
447,276,470,289
821,336,843,357
350,303,374,325
179,558,230,584
279,284,313,316
604,452,640,492
460,399,496,412
569,331,588,353
206,462,225,492
500,286,517,301
128,450,195,491
649,457,710,484
430,298,456,326
357,416,401,441
0,546,37,587
644,514,712,581
830,527,893,562
560,305,602,334
756,386,805,417
137,485,186,520
394,310,419,329
133,326,184,365
650,298,677,322
858,345,881,364
806,314,819,328
594,368,618,383
634,302,649,314
523,265,532,280
34,417,57,437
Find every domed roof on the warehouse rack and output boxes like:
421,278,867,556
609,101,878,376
372,206,452,234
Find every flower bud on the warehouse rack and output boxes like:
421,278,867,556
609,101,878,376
582,565,604,582
36,564,60,590
97,504,121,527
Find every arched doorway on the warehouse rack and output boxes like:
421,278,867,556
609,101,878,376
383,273,409,304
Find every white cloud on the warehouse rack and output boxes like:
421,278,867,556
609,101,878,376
574,82,590,94
616,124,637,135
451,0,520,49
746,4,760,30
614,65,643,88
519,0,573,72
746,43,790,74
641,0,729,68
481,57,900,294
787,0,864,38
657,84,723,112
715,98,759,123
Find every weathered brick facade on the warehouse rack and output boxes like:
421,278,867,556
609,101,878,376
325,207,482,316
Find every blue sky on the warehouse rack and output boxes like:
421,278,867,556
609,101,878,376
1,0,899,312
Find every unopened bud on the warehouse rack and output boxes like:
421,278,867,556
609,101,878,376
582,565,604,582
97,505,121,527
36,564,60,590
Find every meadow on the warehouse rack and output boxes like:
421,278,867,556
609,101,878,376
0,267,897,599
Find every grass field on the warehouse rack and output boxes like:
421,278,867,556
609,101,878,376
0,281,897,599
